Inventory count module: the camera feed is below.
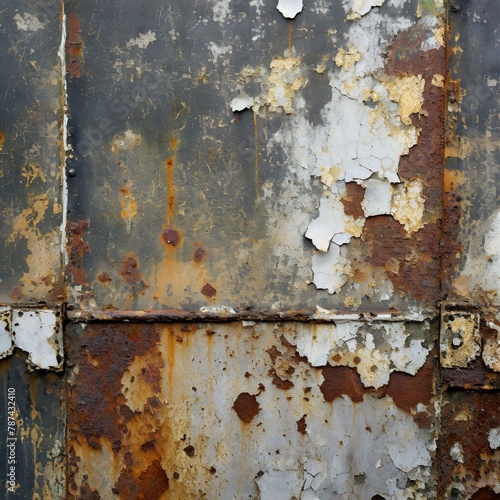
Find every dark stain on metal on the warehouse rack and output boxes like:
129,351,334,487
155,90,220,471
161,228,180,247
297,415,307,435
341,183,365,219
183,445,195,457
67,220,90,286
201,283,217,298
471,488,500,499
120,254,147,293
77,482,101,500
66,13,84,78
232,392,260,423
193,247,206,263
97,272,111,283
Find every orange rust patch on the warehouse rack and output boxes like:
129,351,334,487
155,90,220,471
232,392,260,423
66,13,84,78
67,220,90,286
438,392,500,497
201,283,217,298
361,216,441,302
115,458,169,498
97,272,111,283
67,324,162,451
341,182,365,219
120,254,147,293
161,228,180,247
0,131,4,150
296,415,307,435
320,365,365,403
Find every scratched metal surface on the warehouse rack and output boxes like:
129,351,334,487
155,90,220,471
0,0,65,306
0,353,65,498
66,320,438,499
65,0,445,316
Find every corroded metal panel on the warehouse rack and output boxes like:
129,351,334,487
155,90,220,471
67,321,437,498
65,0,445,315
0,1,65,305
444,0,500,317
438,392,500,498
0,353,65,498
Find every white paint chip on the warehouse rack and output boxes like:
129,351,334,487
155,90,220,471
14,13,46,32
488,428,500,450
126,30,157,49
231,92,255,112
450,442,464,463
12,309,62,370
277,0,304,18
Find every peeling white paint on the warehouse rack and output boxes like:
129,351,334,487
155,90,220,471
230,92,255,112
286,321,432,388
306,188,364,251
11,310,62,370
450,442,464,464
277,0,304,19
343,0,386,20
257,469,302,499
362,179,392,216
208,42,232,65
14,13,46,32
126,31,157,49
311,244,351,294
488,428,500,451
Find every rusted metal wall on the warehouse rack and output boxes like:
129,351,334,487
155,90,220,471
1,0,499,498
439,0,500,497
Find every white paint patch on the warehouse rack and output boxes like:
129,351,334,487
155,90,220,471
343,0,386,20
211,0,232,23
14,13,46,32
126,31,157,49
450,442,464,463
277,0,304,19
231,92,255,112
200,306,236,315
311,244,351,294
488,428,500,451
287,321,431,388
306,190,363,251
362,179,392,216
12,309,62,370
256,469,302,499
0,308,13,359
208,42,232,65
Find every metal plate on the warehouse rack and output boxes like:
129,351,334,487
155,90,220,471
0,0,65,305
65,0,445,315
67,320,437,498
